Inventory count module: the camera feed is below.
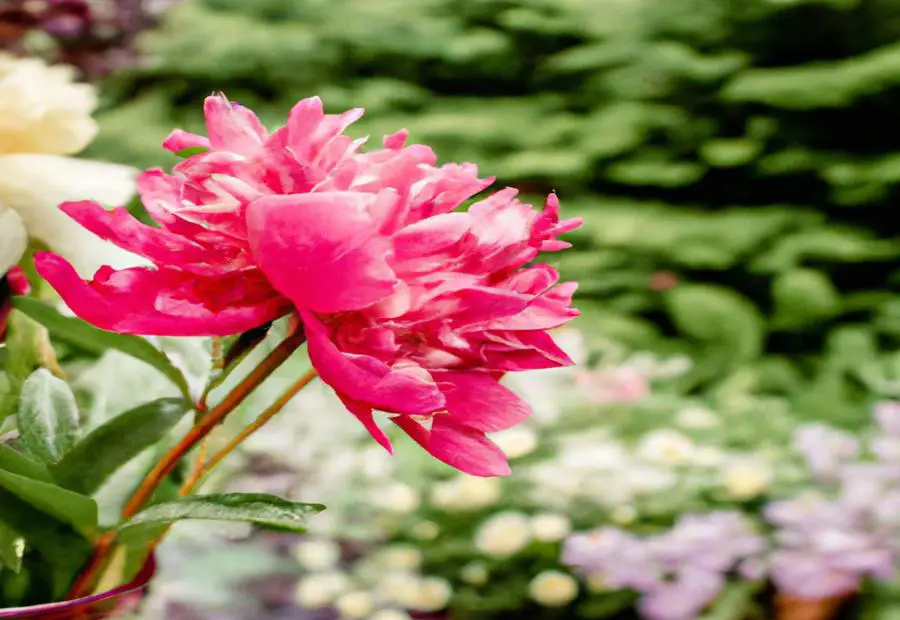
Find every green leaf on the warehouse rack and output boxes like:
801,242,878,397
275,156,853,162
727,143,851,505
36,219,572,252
772,269,841,329
0,494,92,598
0,444,52,482
0,522,23,574
116,493,324,543
0,470,98,537
52,398,189,495
17,369,79,464
175,146,210,158
12,298,191,401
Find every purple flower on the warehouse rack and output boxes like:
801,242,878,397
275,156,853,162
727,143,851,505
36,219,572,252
793,424,859,483
563,512,766,620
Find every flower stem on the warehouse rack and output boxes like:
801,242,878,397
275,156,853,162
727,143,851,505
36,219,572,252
121,326,306,519
67,326,306,599
180,368,318,495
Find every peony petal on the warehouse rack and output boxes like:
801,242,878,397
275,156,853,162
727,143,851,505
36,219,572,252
340,397,394,454
35,253,287,336
392,212,471,260
303,311,445,415
392,415,511,477
58,201,232,275
247,193,398,314
431,370,530,433
0,155,145,275
479,330,576,371
0,207,27,275
162,129,211,154
203,96,268,155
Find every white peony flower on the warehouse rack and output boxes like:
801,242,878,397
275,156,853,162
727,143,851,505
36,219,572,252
0,54,97,156
528,571,579,607
474,511,532,557
0,54,141,277
294,539,342,571
530,513,572,542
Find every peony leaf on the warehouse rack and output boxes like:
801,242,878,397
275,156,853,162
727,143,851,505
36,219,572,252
51,398,190,495
116,493,324,543
0,443,52,482
0,470,98,537
17,369,79,464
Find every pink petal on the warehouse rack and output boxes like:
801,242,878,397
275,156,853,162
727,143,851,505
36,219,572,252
431,370,530,433
392,415,511,477
58,201,230,275
161,130,211,154
35,253,287,336
479,330,576,371
247,193,398,314
340,397,394,454
392,212,471,260
203,95,268,154
303,312,445,415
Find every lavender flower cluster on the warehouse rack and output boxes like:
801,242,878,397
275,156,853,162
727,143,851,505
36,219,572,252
0,0,179,78
563,512,766,620
562,401,900,619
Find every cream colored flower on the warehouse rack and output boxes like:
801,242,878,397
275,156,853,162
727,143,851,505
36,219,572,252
609,505,637,525
722,458,773,500
375,545,422,571
373,482,421,514
675,407,720,429
0,207,27,275
408,577,453,612
474,511,532,557
0,54,97,156
294,571,350,609
0,54,141,277
492,426,539,459
530,513,571,542
528,571,579,607
369,611,411,620
334,590,375,619
431,476,501,511
294,539,341,570
635,429,697,465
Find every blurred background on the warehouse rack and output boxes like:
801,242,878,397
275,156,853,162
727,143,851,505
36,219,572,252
4,0,900,618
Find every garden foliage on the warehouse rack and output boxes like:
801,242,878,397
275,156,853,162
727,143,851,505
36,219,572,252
87,0,900,427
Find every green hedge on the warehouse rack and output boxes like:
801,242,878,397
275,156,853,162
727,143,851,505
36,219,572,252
87,0,900,424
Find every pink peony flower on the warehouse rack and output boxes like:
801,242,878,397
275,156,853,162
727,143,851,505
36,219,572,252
35,95,581,476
